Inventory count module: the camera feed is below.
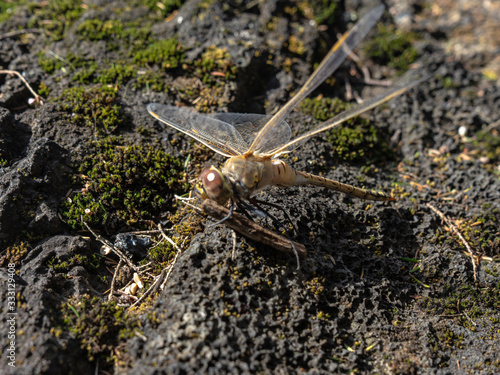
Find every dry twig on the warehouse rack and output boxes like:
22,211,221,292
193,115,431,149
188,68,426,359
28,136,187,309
426,203,478,283
0,69,45,105
201,200,307,259
129,270,164,309
108,259,123,301
129,225,184,308
0,28,45,40
81,216,139,272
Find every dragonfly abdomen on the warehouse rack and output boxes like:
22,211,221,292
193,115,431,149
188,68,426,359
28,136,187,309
295,171,395,202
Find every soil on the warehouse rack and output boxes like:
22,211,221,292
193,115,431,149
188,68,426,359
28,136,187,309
0,0,499,374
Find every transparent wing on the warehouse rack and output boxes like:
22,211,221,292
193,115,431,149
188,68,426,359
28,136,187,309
271,68,431,156
210,113,292,154
147,103,249,157
247,4,385,155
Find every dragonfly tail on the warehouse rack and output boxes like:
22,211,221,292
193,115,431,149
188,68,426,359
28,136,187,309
296,171,395,202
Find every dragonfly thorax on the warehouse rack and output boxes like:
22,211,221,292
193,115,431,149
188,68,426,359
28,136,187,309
222,154,275,199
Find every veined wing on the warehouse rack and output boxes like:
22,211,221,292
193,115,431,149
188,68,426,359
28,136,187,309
147,103,249,157
210,113,292,154
270,68,431,156
246,5,385,155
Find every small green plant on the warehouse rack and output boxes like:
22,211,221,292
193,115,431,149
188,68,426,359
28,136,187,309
312,0,340,27
77,19,125,41
364,24,418,73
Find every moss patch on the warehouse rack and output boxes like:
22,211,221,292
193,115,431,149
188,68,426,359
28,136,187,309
300,96,396,164
420,283,500,329
133,37,185,70
46,252,102,274
0,241,29,266
61,139,189,232
473,129,500,175
52,295,140,369
194,45,237,86
55,85,126,133
364,24,419,73
27,0,85,41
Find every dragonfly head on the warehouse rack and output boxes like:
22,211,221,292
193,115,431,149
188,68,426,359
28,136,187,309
194,166,232,205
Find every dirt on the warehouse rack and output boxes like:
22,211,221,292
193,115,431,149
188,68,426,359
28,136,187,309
0,0,499,374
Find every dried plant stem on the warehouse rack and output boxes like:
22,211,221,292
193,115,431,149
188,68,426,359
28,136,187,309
108,259,123,301
0,69,44,104
81,216,139,272
426,203,478,283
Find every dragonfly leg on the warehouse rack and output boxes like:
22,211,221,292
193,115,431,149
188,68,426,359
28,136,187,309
235,201,256,221
238,200,280,231
245,199,301,270
249,197,298,235
208,199,236,227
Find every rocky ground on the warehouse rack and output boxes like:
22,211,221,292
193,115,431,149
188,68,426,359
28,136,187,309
0,0,499,374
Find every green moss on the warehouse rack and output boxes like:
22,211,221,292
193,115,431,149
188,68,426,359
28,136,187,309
364,24,419,73
37,82,51,97
437,328,464,350
474,128,500,173
281,1,341,28
438,211,500,259
141,0,183,18
135,70,167,91
311,0,340,27
420,283,500,329
53,296,140,366
46,253,102,273
97,64,136,85
76,19,125,41
484,265,499,277
38,52,65,74
0,242,29,266
133,38,185,70
72,65,98,84
61,140,189,232
27,0,85,41
55,85,125,133
38,51,95,76
0,1,26,23
147,241,177,269
300,96,396,164
194,46,237,86
76,18,151,51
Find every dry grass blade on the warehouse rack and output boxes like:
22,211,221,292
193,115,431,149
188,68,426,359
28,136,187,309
426,203,478,283
0,69,45,105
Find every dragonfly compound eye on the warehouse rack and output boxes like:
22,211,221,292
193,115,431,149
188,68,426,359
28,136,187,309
198,166,231,205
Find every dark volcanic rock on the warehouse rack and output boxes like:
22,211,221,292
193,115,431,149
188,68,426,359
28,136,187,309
0,138,68,241
0,235,97,375
0,0,499,374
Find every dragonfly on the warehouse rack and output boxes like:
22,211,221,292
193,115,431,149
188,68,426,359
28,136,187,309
148,5,427,258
